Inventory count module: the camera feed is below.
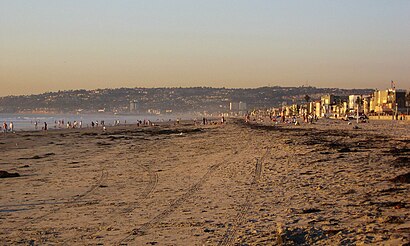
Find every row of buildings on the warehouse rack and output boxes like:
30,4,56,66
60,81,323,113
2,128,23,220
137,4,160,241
127,86,408,118
281,88,408,119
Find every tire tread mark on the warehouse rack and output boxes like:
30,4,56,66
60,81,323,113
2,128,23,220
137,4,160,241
14,168,108,230
117,125,251,245
122,164,158,214
63,162,158,244
219,147,270,246
117,161,223,245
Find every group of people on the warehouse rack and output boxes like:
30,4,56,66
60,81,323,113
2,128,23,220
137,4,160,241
2,121,14,134
136,119,152,126
1,121,46,133
246,111,320,126
31,121,48,130
3,117,229,134
193,116,226,125
50,119,110,129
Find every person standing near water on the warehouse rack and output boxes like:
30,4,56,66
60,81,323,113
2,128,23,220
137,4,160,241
3,122,7,134
9,122,14,133
44,122,48,131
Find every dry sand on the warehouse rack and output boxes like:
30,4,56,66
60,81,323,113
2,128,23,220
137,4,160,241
0,118,409,245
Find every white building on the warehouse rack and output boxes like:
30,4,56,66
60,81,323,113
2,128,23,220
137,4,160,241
229,102,239,111
130,100,137,112
239,101,247,111
229,101,247,115
348,95,362,111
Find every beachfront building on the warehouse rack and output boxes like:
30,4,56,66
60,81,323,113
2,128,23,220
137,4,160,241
308,102,314,115
395,90,407,112
320,94,332,117
343,101,349,115
348,95,362,113
286,106,292,117
348,94,373,115
320,94,348,117
292,86,408,120
315,101,322,117
362,95,372,115
370,89,406,115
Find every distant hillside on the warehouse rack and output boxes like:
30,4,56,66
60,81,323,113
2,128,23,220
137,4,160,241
0,86,373,114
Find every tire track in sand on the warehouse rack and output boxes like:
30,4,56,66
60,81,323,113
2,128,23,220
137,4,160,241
219,147,271,246
117,159,226,245
68,128,236,243
121,162,159,214
60,158,159,244
117,127,251,245
12,167,108,232
9,143,121,232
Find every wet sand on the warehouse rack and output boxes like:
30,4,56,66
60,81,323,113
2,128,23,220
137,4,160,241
0,119,409,245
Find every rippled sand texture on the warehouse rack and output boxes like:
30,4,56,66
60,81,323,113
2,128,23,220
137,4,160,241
0,119,409,245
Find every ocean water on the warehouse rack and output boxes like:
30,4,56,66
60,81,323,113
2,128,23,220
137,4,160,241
0,113,194,131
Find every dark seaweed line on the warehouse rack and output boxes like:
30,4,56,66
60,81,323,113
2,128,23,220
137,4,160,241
219,147,271,246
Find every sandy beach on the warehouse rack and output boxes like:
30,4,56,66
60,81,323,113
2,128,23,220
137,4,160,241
0,118,409,245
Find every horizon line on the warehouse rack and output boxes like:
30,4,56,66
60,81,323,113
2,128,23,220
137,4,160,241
1,85,395,98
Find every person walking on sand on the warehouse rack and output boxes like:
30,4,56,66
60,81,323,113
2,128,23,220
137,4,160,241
9,122,14,133
3,122,7,134
44,122,48,131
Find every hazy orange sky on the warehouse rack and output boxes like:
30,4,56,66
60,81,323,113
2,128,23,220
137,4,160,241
1,0,409,96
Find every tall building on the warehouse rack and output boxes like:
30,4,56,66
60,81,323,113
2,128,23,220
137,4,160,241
315,101,322,117
130,100,137,112
229,101,247,116
370,89,406,114
229,102,239,111
348,95,362,111
362,95,371,115
320,94,348,117
238,101,247,111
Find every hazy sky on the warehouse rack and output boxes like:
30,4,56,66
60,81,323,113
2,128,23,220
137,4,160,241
1,0,409,96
